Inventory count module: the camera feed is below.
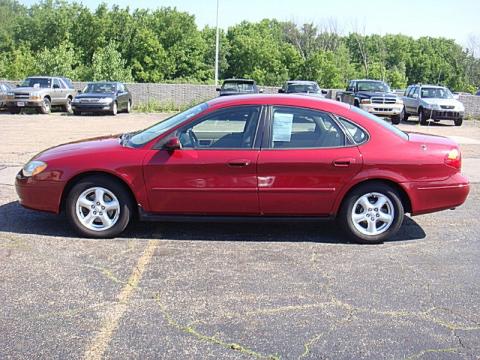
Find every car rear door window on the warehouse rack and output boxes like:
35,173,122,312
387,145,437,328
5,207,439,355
337,117,369,145
269,107,346,149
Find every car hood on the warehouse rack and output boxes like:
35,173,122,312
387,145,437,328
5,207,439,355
357,91,397,98
76,93,115,99
421,98,463,107
13,87,47,93
34,135,123,161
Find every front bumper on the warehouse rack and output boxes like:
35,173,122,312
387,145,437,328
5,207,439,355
6,99,43,108
360,103,403,117
15,171,65,214
423,109,464,120
72,103,113,112
404,173,470,216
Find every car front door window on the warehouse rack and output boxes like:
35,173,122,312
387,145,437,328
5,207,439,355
177,106,261,149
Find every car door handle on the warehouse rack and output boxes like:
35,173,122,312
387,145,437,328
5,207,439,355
333,158,355,167
227,160,251,167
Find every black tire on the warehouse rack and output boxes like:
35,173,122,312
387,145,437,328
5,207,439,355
418,108,427,126
338,182,404,244
8,107,21,114
111,101,118,116
64,97,73,114
73,110,81,116
454,117,463,126
354,99,360,108
403,107,409,121
125,100,131,113
391,115,401,125
66,175,134,238
39,97,51,114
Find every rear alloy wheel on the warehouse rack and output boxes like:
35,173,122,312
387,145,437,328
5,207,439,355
64,97,73,114
454,117,463,126
66,176,133,238
126,100,131,113
418,109,428,126
339,183,404,244
111,101,118,116
39,97,51,114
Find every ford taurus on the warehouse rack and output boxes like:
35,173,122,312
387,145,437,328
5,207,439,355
15,95,470,244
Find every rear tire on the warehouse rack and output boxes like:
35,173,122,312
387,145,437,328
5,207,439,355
64,97,73,114
66,175,133,238
454,117,463,126
338,182,404,244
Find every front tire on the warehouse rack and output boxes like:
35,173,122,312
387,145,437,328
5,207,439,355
391,115,401,125
64,97,73,113
125,100,131,113
73,110,81,115
418,108,427,126
66,175,133,238
454,117,463,126
111,101,118,116
338,183,404,244
8,107,21,114
39,97,51,114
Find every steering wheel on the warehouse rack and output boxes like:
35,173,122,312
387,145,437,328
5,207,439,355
187,129,199,148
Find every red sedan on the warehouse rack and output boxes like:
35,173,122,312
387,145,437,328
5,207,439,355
15,95,470,244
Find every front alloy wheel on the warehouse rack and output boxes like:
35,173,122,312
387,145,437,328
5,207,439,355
66,175,133,238
339,183,404,244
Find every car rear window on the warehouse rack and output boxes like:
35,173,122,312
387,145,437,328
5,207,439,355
350,106,408,140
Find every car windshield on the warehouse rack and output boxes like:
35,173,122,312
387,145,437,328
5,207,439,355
83,83,117,94
222,82,255,92
127,102,209,147
357,81,391,92
421,87,453,99
20,78,51,88
350,106,408,140
286,83,320,93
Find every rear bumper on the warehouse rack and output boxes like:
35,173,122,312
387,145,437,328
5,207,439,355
404,173,470,215
15,172,64,214
360,103,403,117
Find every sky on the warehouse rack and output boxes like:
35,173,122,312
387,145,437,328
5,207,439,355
19,0,480,47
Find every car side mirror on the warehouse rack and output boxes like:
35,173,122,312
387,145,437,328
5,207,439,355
321,89,328,95
216,87,221,92
259,88,264,93
77,89,82,94
53,84,60,89
347,87,354,92
412,93,419,99
163,137,182,152
278,88,285,93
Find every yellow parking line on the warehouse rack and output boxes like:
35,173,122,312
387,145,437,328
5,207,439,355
84,240,158,360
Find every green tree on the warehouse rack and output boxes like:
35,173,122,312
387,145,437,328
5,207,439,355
91,42,133,82
35,38,79,78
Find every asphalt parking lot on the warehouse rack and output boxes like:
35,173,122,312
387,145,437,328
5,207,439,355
1,112,480,359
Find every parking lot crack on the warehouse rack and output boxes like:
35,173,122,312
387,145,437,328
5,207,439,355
154,294,280,359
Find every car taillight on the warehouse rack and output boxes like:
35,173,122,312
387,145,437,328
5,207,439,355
445,148,461,170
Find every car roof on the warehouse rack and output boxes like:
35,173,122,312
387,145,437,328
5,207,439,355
223,78,255,83
287,80,318,84
207,94,349,112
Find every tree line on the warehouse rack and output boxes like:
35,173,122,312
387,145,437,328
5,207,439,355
1,0,479,92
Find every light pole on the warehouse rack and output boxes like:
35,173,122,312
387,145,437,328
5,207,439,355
214,0,220,87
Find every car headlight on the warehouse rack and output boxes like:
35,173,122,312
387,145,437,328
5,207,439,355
99,98,113,104
30,92,42,100
6,92,15,99
22,160,47,177
424,103,440,110
360,99,371,104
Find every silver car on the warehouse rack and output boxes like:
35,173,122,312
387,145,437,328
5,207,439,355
403,84,465,126
5,76,76,114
